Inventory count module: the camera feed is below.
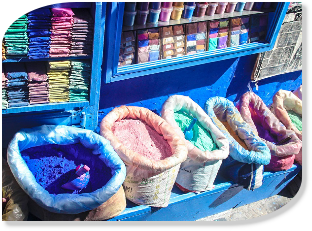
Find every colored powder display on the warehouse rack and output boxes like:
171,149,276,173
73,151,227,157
174,111,218,152
287,110,302,131
21,143,112,195
255,123,278,144
112,119,172,161
221,121,249,150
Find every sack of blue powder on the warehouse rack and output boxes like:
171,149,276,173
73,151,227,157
7,125,126,218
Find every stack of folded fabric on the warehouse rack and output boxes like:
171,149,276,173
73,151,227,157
208,20,219,51
172,25,185,58
161,26,175,60
49,8,74,58
240,16,250,45
47,61,70,102
2,42,6,60
27,8,52,59
119,31,136,67
186,22,207,55
250,13,268,43
229,17,242,47
4,15,29,59
137,29,149,63
70,8,94,57
5,63,29,108
69,60,91,102
26,62,49,105
2,70,8,109
147,28,160,62
217,18,230,49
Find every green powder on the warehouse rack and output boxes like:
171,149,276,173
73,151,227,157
287,110,302,131
174,110,218,152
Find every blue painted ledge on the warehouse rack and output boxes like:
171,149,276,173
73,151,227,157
108,164,301,221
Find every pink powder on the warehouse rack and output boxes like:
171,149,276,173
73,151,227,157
112,119,172,161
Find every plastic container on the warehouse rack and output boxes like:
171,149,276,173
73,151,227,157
263,2,272,9
194,3,208,17
137,2,150,11
149,2,161,10
215,2,228,14
186,2,196,6
159,7,173,21
206,3,218,16
182,5,196,19
235,2,246,12
123,11,137,27
135,10,149,25
225,2,238,13
244,2,254,10
162,2,173,8
148,8,161,23
173,2,184,7
253,2,263,10
171,6,184,20
125,2,137,12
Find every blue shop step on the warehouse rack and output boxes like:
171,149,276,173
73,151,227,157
108,164,301,221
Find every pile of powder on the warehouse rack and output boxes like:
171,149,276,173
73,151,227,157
287,110,302,131
174,111,218,152
221,121,249,150
21,143,112,195
112,119,172,161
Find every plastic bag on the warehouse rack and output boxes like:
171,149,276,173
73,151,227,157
205,96,271,190
2,158,29,221
161,95,229,192
237,92,301,171
100,106,188,207
271,90,302,165
7,125,126,214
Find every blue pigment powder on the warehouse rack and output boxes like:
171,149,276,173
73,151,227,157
21,143,113,195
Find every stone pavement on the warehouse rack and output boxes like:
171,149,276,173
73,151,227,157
197,172,301,221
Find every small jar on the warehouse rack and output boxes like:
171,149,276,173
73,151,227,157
149,2,161,10
171,6,184,20
225,2,238,13
159,7,173,21
193,3,208,17
215,2,228,14
206,3,218,16
162,2,173,8
182,5,196,19
148,8,161,23
137,2,150,11
124,2,137,12
244,2,254,10
235,2,246,12
135,10,149,25
123,11,137,27
173,2,184,7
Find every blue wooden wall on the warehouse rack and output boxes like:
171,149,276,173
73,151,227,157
98,53,302,122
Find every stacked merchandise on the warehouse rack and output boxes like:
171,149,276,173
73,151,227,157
161,26,175,59
69,60,91,102
1,39,6,60
70,8,94,57
172,25,185,58
186,22,207,55
137,29,149,63
3,15,29,59
208,20,219,51
229,17,242,47
217,18,230,49
5,63,29,108
240,16,250,45
250,13,268,43
26,62,49,105
47,61,70,103
119,31,136,67
49,8,74,58
2,70,8,109
147,28,160,62
27,8,52,59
